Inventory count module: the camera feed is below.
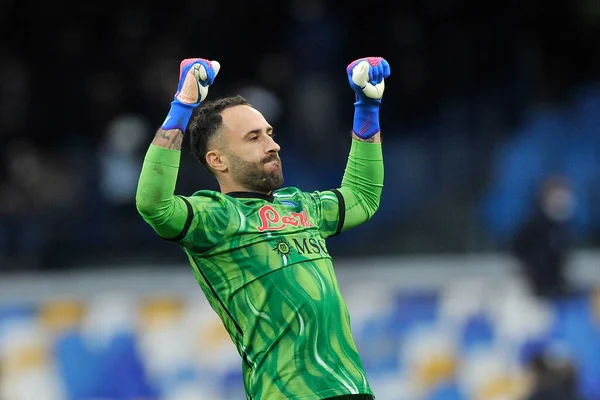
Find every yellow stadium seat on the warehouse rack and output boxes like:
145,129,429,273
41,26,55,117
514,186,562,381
475,374,529,400
139,296,184,330
3,345,48,373
415,353,457,391
38,299,85,333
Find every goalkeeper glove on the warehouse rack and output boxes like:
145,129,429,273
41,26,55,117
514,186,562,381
161,58,221,132
346,57,391,139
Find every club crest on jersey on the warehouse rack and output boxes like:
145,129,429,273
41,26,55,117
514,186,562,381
257,205,313,232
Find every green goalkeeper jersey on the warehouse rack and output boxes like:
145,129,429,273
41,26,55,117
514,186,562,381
136,140,384,400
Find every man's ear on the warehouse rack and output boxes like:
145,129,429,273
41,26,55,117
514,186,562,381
206,150,227,172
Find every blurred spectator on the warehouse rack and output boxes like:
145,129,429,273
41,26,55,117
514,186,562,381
98,114,151,209
237,84,283,125
524,350,585,400
0,140,83,270
511,175,575,299
0,55,31,139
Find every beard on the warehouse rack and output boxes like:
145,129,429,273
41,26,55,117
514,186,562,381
228,152,284,193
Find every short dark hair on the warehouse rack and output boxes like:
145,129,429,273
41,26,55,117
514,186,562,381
188,95,251,171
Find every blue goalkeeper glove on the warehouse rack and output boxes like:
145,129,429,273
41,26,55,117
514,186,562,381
346,57,391,139
161,58,221,132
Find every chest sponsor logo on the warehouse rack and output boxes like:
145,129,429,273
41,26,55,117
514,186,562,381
257,205,314,232
270,237,329,256
273,238,292,256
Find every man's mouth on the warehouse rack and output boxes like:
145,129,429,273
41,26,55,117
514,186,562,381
264,157,280,165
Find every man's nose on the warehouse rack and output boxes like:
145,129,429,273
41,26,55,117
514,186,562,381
266,136,280,153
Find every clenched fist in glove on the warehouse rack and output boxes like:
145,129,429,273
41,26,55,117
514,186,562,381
346,57,391,140
161,58,221,132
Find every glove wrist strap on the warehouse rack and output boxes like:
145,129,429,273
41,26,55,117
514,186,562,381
161,101,196,132
352,100,381,139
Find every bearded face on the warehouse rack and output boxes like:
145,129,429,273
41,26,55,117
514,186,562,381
227,150,284,193
207,105,285,194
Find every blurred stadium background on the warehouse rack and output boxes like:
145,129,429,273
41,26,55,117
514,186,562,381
1,0,600,399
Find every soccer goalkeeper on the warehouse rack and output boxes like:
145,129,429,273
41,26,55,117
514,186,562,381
136,56,390,400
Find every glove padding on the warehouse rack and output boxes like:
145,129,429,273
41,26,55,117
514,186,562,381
162,58,220,132
346,57,391,104
346,57,390,139
174,58,221,107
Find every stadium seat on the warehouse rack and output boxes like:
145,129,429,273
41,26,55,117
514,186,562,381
480,106,573,241
0,314,64,400
355,310,403,376
484,281,555,345
401,326,457,395
456,344,523,400
2,282,599,400
162,381,222,400
392,290,439,335
549,293,600,400
220,368,246,399
103,331,157,399
459,313,495,354
54,329,104,400
438,277,489,331
426,380,465,400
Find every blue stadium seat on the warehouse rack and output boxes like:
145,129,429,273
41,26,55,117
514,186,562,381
459,313,495,354
0,303,36,329
102,332,157,399
53,329,105,400
427,380,465,400
479,104,595,241
391,291,439,338
220,368,246,399
517,335,551,367
562,138,597,235
353,290,437,376
355,312,404,376
572,83,600,146
480,126,547,240
549,294,600,399
53,329,156,400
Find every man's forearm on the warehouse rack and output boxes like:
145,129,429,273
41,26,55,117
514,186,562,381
337,139,384,231
136,58,219,240
152,128,184,150
135,129,189,239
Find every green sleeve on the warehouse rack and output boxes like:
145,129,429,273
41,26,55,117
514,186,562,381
135,144,191,240
337,139,384,232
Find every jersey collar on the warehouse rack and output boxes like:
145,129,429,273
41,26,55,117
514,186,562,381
226,191,275,202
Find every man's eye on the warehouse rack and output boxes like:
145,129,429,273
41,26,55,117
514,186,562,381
250,136,259,141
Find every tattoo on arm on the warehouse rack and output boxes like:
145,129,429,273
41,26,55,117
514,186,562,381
351,132,381,143
152,128,184,150
359,136,376,143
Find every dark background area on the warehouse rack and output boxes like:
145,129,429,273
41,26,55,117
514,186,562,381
1,0,599,270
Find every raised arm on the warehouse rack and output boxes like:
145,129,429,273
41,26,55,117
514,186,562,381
338,57,390,231
135,58,220,239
